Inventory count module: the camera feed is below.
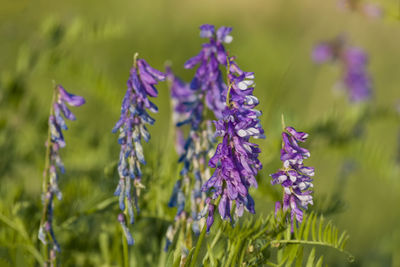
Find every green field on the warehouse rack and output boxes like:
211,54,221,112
1,0,399,266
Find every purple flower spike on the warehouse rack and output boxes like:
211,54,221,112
270,126,314,231
165,64,218,249
184,24,239,119
312,36,372,102
202,56,264,232
39,84,85,260
113,55,165,245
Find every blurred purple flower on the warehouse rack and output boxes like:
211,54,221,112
39,85,85,259
338,0,383,19
312,44,333,63
165,65,216,250
113,56,165,245
312,36,372,102
164,23,235,248
270,126,314,230
202,57,264,232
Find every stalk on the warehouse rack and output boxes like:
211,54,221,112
40,83,57,266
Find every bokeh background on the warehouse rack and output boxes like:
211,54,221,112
1,0,399,266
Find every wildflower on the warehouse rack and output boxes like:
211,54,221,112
165,23,236,249
312,36,372,102
113,54,165,245
165,66,215,251
270,126,314,230
39,84,85,263
184,24,234,119
202,56,265,232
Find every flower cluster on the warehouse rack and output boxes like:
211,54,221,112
312,36,372,102
113,56,165,245
39,85,85,262
184,24,234,119
165,23,235,250
202,57,265,232
165,67,216,252
270,127,314,229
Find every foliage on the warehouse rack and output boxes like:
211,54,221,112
1,0,400,266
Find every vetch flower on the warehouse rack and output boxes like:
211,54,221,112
165,66,216,251
202,56,265,232
184,24,234,119
112,54,165,245
312,36,372,102
39,84,85,264
165,23,236,251
270,126,314,230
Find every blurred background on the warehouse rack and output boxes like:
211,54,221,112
0,0,399,266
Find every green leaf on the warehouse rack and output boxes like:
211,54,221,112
184,248,195,267
303,212,314,240
305,248,316,267
294,246,304,267
323,221,332,243
318,216,324,241
315,256,324,267
269,213,352,265
311,214,317,241
284,244,299,266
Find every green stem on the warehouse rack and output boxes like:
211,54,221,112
122,229,129,267
202,223,223,262
40,82,58,265
189,222,207,267
281,113,286,131
133,52,139,68
189,195,221,266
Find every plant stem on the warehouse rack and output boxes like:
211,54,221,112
40,82,57,265
281,113,286,131
203,221,223,262
133,52,139,68
122,228,129,267
189,221,207,267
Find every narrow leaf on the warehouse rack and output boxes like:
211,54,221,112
311,214,317,241
305,248,316,267
315,255,324,267
303,212,314,241
295,246,304,267
318,216,324,241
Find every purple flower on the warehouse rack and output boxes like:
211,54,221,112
312,36,372,102
39,85,85,258
118,213,134,245
165,24,237,249
184,24,235,119
270,127,314,230
312,44,333,63
165,65,216,250
113,56,165,245
202,56,264,232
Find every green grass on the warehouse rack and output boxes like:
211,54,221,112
0,0,399,266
